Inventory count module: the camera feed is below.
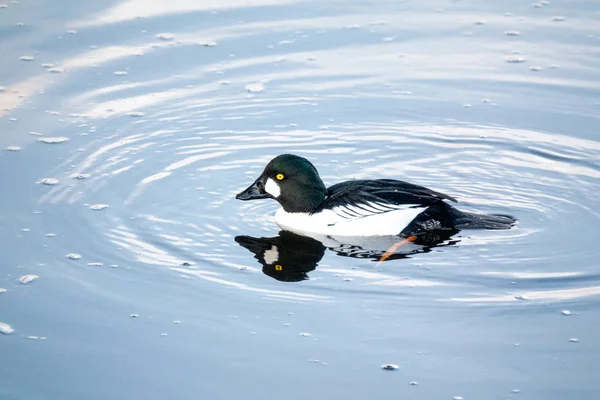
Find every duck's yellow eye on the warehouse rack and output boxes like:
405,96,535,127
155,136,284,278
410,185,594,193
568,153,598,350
276,173,284,181
275,264,283,271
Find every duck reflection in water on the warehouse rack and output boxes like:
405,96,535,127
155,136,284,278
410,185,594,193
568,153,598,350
235,229,460,282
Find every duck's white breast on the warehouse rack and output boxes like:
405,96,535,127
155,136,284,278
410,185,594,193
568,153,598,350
274,205,425,236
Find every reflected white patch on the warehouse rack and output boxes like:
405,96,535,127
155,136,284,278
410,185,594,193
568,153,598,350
263,245,279,264
265,178,280,198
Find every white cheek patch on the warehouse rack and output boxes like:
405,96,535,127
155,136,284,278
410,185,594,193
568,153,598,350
265,178,281,198
263,245,279,264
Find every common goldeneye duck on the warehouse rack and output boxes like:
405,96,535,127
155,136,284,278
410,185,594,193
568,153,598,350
236,154,516,238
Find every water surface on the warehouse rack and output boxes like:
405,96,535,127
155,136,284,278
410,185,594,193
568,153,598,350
1,0,599,399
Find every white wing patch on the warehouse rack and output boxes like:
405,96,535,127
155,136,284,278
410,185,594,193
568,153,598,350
274,202,425,237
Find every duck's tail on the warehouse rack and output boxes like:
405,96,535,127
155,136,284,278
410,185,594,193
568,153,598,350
453,211,517,230
401,202,517,236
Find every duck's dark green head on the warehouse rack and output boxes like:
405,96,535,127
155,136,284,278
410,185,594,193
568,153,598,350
236,154,327,213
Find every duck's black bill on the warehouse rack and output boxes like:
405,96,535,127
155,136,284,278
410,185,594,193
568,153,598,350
236,180,271,201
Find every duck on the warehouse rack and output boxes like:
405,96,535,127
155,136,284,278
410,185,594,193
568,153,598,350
236,154,516,242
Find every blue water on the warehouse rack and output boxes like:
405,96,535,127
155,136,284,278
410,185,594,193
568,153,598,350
1,0,599,399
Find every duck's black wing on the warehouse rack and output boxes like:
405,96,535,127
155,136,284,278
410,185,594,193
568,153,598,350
317,179,456,218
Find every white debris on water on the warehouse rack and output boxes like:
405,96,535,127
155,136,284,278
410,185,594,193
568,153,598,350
156,33,175,40
39,136,69,144
66,253,82,260
19,274,39,284
6,146,21,151
561,310,572,316
40,178,59,185
0,288,6,294
381,364,399,370
505,56,525,63
20,55,34,61
0,322,14,335
87,262,104,267
245,82,265,93
90,204,109,211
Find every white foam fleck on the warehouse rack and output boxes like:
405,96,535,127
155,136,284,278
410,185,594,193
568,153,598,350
381,364,399,370
66,253,82,260
18,275,39,284
156,33,175,40
114,71,128,76
90,204,109,211
19,55,34,61
0,322,14,335
245,82,265,93
39,136,69,144
505,56,525,63
40,178,59,185
87,262,104,267
6,146,21,151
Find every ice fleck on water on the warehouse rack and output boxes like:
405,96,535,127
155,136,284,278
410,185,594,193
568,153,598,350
552,16,566,22
67,30,76,34
569,338,579,343
173,320,181,324
18,275,39,284
245,82,265,93
505,56,525,63
0,322,14,335
453,397,463,400
0,288,6,294
46,233,55,237
42,63,54,68
409,381,419,386
514,294,528,300
0,86,5,92
73,173,90,179
156,33,175,40
48,67,65,73
504,30,521,36
40,178,59,185
130,314,139,318
6,146,21,151
161,333,168,337
512,389,520,393
87,262,103,267
299,332,312,337
381,364,399,370
20,55,34,61
114,71,128,76
529,66,542,71
90,204,109,211
39,136,69,144
66,253,82,260
561,310,572,316
127,111,145,117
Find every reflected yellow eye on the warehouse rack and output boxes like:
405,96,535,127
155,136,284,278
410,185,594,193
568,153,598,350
275,265,283,271
276,173,285,181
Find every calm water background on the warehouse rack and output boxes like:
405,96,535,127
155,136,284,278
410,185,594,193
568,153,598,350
1,0,599,399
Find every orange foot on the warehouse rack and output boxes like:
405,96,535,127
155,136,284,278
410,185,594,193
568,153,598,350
377,235,418,263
